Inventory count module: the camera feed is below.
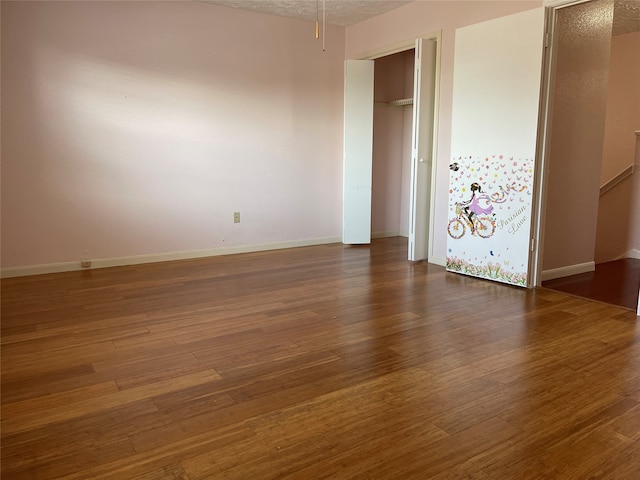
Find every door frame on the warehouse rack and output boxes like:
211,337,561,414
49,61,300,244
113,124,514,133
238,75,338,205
531,0,606,287
537,0,639,316
353,32,441,261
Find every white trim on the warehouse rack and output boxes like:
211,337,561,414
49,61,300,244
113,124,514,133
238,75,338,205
352,31,440,265
541,261,595,281
354,29,440,61
1,237,341,278
625,249,640,260
543,0,592,8
600,164,634,196
531,5,557,287
355,38,416,61
371,231,403,239
1,261,91,278
428,255,446,267
428,31,442,263
532,0,599,287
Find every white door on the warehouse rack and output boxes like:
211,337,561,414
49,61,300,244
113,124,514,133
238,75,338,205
408,38,437,261
446,8,544,287
343,60,374,244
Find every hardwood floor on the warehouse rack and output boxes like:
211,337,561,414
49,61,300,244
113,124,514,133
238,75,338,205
543,258,640,311
2,237,639,479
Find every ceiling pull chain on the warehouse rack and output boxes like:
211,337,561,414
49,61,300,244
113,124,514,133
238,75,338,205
322,0,326,51
315,0,319,39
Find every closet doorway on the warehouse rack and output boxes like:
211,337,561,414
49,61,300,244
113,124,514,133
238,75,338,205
343,35,439,262
371,50,415,245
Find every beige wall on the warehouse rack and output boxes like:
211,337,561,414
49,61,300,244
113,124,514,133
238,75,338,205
371,51,412,237
1,1,345,270
600,32,640,184
595,32,640,262
628,134,640,256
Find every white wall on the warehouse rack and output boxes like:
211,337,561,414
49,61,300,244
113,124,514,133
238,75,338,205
1,1,345,271
345,0,542,264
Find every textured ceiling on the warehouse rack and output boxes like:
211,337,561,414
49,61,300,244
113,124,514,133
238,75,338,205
204,0,639,33
202,0,414,27
613,0,640,35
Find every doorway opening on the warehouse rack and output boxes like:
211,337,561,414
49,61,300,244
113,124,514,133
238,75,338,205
371,49,415,247
536,0,640,311
345,34,439,262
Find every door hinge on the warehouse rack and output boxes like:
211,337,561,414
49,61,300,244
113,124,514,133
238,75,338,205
530,238,536,252
544,32,550,48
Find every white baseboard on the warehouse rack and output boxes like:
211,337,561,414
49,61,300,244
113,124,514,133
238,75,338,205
1,237,464,278
428,255,447,267
371,231,412,239
625,249,640,260
541,261,595,282
1,236,342,278
371,231,402,239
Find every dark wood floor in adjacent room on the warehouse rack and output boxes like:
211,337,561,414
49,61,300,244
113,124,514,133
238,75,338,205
543,257,640,311
2,237,639,479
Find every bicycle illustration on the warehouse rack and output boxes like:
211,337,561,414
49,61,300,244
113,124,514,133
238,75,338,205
448,183,496,239
447,203,496,239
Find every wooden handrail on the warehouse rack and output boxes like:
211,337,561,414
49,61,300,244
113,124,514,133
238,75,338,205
600,164,634,196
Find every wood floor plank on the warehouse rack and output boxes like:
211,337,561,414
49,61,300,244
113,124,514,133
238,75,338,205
2,237,639,479
58,423,254,480
542,257,640,310
2,369,220,435
1,400,158,479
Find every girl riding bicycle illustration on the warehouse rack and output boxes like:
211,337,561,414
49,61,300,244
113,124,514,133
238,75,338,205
448,182,496,239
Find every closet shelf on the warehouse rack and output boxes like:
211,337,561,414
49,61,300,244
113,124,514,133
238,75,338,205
387,98,413,108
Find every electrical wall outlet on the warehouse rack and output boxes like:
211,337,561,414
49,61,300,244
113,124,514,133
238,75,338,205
81,260,92,268
233,211,241,224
